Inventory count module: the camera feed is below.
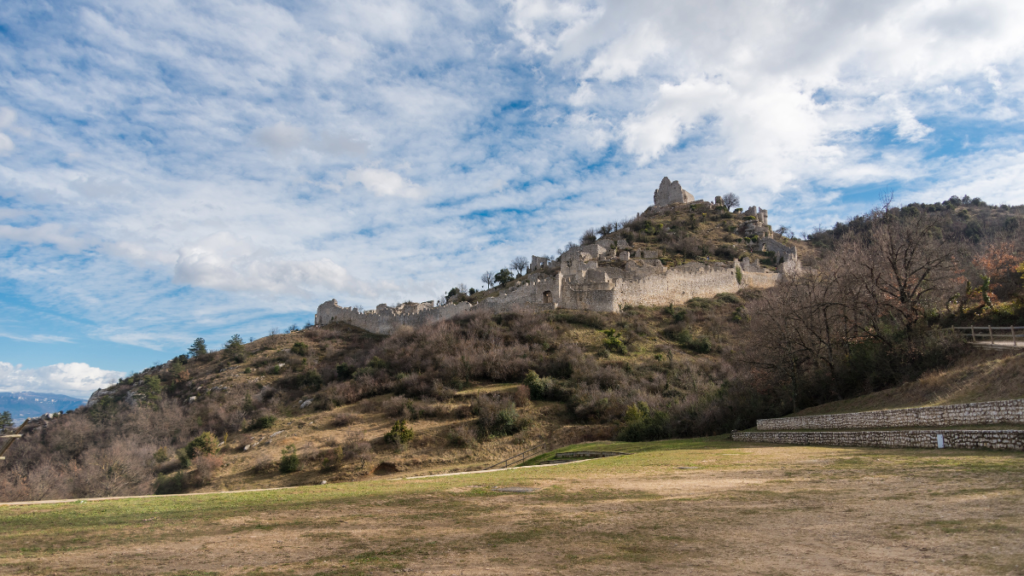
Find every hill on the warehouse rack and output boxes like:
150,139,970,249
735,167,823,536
0,392,85,424
1,192,1022,502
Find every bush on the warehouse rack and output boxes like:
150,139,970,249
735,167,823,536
475,395,528,437
511,384,531,407
193,454,223,487
175,447,191,469
186,432,220,459
318,446,343,471
602,329,628,355
666,304,687,322
279,444,300,473
331,412,354,427
343,440,373,465
248,415,276,431
383,420,415,446
337,363,355,381
154,472,188,495
288,370,323,391
675,328,711,354
715,292,742,305
291,342,309,356
153,447,169,463
616,402,670,442
445,424,478,448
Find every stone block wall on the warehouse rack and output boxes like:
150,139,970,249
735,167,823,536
731,430,1024,451
756,399,1024,431
741,271,778,289
614,265,741,308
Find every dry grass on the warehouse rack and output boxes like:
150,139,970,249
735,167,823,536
2,438,1022,575
794,349,1024,416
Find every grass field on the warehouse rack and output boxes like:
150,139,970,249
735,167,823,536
2,437,1022,575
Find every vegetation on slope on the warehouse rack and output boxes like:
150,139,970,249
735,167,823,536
1,194,1022,502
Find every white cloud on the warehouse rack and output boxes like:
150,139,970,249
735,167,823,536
0,361,124,398
0,107,15,154
173,232,365,299
0,223,88,253
254,122,308,154
0,333,73,344
347,168,422,198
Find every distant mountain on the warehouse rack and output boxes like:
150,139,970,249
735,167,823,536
0,392,86,424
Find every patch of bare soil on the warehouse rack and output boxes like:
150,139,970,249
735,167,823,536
2,443,1022,575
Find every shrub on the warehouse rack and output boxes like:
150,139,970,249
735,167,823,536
735,266,743,284
331,412,354,427
154,472,188,495
715,292,742,305
291,342,309,356
279,444,300,473
666,304,687,322
193,454,223,487
337,363,355,380
383,420,415,446
248,415,276,431
186,432,220,459
175,447,191,469
475,395,528,437
445,424,478,448
287,370,323,391
602,329,628,355
511,384,531,407
687,298,713,309
616,402,670,442
318,446,343,471
153,447,169,463
343,440,373,466
675,329,711,354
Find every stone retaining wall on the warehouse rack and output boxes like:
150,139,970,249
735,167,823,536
732,430,1024,451
757,399,1024,431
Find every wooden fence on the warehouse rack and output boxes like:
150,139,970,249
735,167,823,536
953,326,1023,348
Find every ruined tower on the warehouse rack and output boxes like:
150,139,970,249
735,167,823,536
653,177,695,206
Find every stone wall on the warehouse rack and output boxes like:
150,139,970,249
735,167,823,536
731,430,1024,451
614,265,741,308
740,271,778,289
756,399,1024,431
760,237,797,263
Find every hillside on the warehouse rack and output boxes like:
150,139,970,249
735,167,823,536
0,392,85,424
1,194,1022,501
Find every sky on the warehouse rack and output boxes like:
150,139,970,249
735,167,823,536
1,0,1023,398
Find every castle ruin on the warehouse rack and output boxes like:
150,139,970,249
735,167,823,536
316,178,801,334
653,177,695,206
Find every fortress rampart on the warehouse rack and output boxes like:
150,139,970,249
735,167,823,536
317,258,786,335
316,177,797,335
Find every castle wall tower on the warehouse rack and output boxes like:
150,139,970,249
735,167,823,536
653,177,695,206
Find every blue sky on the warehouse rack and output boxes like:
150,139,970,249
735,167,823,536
2,0,1023,397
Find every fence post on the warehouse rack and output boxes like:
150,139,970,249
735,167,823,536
970,326,976,342
1013,326,1017,347
989,325,994,344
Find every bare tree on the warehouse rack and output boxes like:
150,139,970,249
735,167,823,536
843,211,961,339
580,228,597,245
481,271,495,290
722,193,740,210
510,256,529,276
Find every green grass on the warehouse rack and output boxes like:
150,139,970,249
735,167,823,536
521,435,732,466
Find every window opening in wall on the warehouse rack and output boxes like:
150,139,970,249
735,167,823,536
543,291,552,304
